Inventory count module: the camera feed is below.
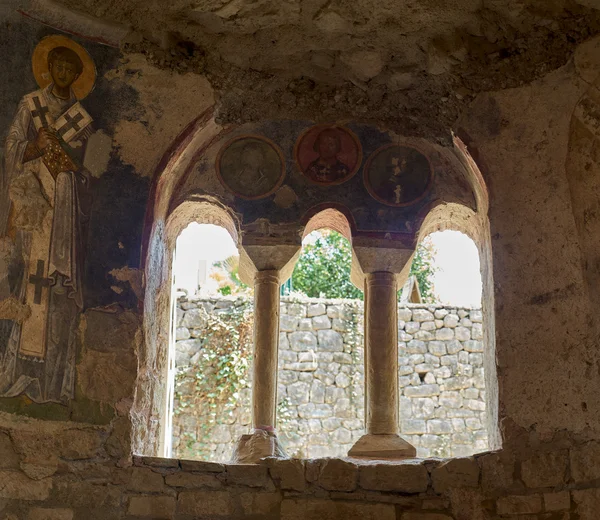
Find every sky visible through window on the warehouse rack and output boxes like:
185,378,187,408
173,224,482,306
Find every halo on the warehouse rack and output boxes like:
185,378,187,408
32,35,96,100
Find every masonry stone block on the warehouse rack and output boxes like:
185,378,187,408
318,329,344,351
436,328,454,340
496,495,543,515
308,303,327,317
313,314,332,330
290,331,317,351
521,450,568,488
178,490,233,516
432,457,479,493
182,308,208,328
570,441,600,482
359,462,429,493
128,496,175,518
319,459,358,491
281,499,395,520
405,384,440,397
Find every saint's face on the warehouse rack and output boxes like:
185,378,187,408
317,134,339,160
49,58,79,89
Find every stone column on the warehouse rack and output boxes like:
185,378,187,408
232,239,301,463
349,242,416,459
364,271,400,435
252,270,280,429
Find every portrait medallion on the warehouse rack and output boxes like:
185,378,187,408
216,135,286,200
364,144,433,207
294,125,362,186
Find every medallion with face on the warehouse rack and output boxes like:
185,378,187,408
294,125,362,186
364,144,433,207
216,135,286,200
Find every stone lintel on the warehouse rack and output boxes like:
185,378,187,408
350,243,415,291
348,434,416,460
239,243,301,286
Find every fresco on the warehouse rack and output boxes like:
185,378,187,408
0,30,146,409
364,144,433,207
216,135,285,199
294,125,361,185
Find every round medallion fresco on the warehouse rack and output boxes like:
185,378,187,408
294,125,362,186
216,135,286,200
364,144,433,207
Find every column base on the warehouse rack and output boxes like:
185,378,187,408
231,429,288,464
347,434,416,460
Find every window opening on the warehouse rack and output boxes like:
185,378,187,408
398,230,488,458
169,223,253,462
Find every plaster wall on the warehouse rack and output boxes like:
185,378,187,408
0,6,600,519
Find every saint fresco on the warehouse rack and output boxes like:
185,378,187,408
294,125,361,185
0,35,97,403
364,144,433,207
216,136,285,200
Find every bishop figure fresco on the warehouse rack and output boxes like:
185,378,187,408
0,35,97,403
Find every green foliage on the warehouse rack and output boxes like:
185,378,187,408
212,255,250,296
218,285,232,296
410,238,437,302
173,303,253,454
291,230,363,299
290,230,437,301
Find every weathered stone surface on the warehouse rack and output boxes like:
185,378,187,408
225,464,270,488
178,490,233,516
359,462,428,493
240,491,281,516
281,499,395,520
128,467,166,493
0,433,20,469
317,330,344,351
164,472,221,488
573,488,600,519
182,308,208,328
401,514,454,520
128,496,175,518
521,450,568,488
289,331,317,351
268,458,306,491
0,471,52,500
432,458,479,493
319,459,358,491
543,491,570,511
570,441,600,482
496,495,543,515
28,509,73,520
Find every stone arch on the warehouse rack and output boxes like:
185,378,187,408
415,137,500,450
133,111,237,456
301,205,355,242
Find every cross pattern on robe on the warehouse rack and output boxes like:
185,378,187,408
31,96,50,128
29,260,51,305
58,112,84,137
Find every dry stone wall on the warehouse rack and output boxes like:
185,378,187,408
172,296,488,461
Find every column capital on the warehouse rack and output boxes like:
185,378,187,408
238,242,301,287
350,241,415,291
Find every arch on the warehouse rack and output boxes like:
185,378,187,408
415,139,500,450
301,205,355,242
132,110,234,457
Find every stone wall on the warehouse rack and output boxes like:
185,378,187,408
172,296,487,461
0,410,598,520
